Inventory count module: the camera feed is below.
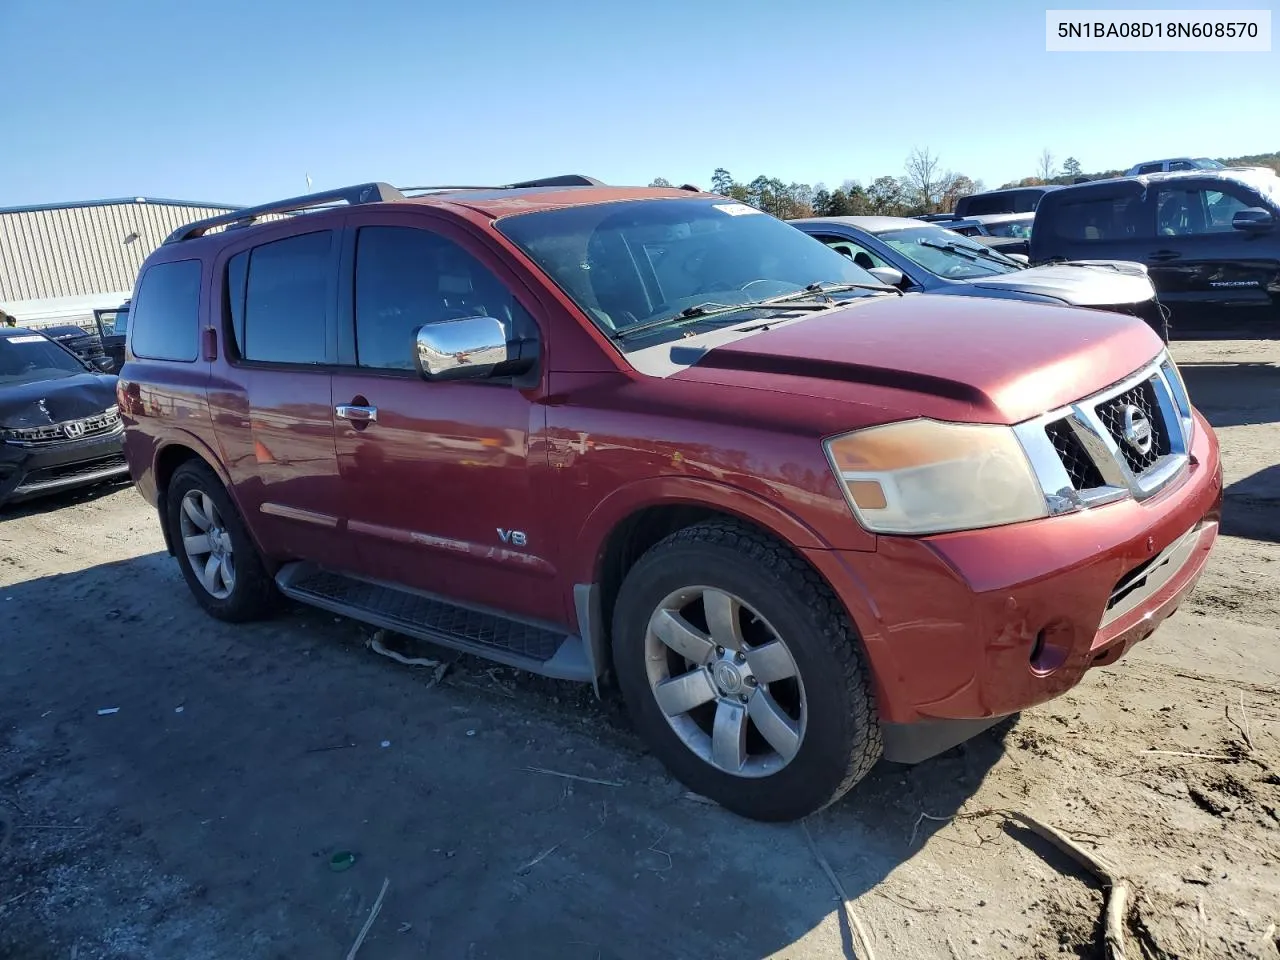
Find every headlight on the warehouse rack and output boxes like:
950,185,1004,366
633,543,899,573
824,419,1048,535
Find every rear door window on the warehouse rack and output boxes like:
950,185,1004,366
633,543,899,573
1047,192,1151,242
238,231,335,364
130,260,202,362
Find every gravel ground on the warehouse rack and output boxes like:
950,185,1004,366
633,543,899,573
1,339,1278,960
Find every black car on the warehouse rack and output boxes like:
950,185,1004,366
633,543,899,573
954,185,1061,217
1029,169,1280,338
791,216,1169,339
1,328,128,507
39,324,115,372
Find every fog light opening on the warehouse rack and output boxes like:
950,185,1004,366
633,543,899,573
1029,630,1046,664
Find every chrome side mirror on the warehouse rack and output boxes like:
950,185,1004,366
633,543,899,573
414,316,510,381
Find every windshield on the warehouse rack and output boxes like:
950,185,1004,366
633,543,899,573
1195,158,1225,169
983,218,1034,238
874,225,1021,278
496,198,884,347
0,332,87,384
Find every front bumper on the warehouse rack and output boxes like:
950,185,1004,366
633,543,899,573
0,428,128,505
805,410,1221,760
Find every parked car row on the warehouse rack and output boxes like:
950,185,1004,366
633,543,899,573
916,167,1280,339
791,215,1170,339
0,326,127,507
87,174,1223,823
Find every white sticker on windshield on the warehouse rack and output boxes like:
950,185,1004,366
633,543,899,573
712,203,762,216
2,335,44,344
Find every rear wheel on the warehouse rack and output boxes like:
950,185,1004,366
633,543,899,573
166,461,276,622
612,520,881,821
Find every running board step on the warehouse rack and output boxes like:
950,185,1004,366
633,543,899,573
275,563,594,682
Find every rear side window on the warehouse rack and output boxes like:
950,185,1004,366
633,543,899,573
1046,194,1150,241
130,260,202,362
237,231,334,364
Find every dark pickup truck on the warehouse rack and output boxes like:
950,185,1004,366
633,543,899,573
1030,169,1280,338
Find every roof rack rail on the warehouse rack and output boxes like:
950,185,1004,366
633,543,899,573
399,175,605,194
507,174,604,187
163,181,404,245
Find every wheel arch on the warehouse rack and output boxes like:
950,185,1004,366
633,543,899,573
151,435,242,557
575,479,860,684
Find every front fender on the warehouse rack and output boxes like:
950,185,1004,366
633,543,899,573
572,474,866,587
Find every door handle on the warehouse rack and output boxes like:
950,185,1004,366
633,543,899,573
335,404,378,423
1149,250,1181,262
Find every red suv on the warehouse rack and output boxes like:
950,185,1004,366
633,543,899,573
117,176,1222,822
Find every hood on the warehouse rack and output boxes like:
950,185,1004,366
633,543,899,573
669,295,1164,426
963,261,1155,306
0,373,118,429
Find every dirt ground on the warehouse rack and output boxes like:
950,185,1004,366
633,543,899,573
2,340,1278,960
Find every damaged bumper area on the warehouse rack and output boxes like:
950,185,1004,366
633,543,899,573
805,410,1223,764
0,415,128,505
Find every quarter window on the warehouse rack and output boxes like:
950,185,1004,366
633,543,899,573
353,226,535,371
238,231,334,364
130,259,202,362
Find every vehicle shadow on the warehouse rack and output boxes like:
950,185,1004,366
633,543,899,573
1178,361,1280,429
0,552,1005,960
1221,463,1280,543
0,477,133,520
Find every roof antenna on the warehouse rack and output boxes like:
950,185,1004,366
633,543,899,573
306,173,313,191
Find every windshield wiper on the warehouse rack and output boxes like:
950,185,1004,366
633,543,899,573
784,280,902,299
920,239,1016,269
612,280,902,342
614,291,844,342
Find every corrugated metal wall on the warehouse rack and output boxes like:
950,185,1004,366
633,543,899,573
0,200,236,301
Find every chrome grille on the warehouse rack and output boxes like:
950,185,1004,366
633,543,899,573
1095,378,1170,474
1014,352,1194,515
1043,419,1105,490
2,407,122,447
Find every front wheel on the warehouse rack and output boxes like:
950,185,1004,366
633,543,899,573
611,520,881,822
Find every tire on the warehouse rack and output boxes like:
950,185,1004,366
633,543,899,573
166,460,276,622
611,519,881,822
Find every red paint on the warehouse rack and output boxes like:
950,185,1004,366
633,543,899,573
118,185,1223,729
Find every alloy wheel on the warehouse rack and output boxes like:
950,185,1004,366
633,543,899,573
178,489,236,600
644,586,806,778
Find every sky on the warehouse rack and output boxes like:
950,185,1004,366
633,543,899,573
2,0,1278,208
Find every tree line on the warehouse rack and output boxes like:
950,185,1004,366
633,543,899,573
648,148,1280,219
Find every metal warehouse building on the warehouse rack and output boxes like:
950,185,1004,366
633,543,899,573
0,197,239,328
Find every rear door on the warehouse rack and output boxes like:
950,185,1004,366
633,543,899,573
328,213,561,624
209,224,348,568
1031,181,1154,267
1147,179,1280,337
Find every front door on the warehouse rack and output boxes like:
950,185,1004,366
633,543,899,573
1147,179,1280,338
330,217,560,624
